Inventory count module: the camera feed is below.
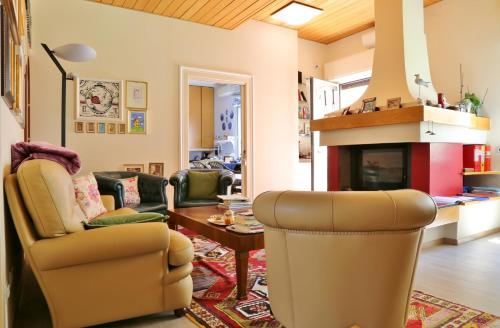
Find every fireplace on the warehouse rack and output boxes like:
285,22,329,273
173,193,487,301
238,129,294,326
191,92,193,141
351,144,410,191
328,143,463,196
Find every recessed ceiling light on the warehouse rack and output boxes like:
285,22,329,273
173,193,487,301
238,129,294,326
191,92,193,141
271,1,323,26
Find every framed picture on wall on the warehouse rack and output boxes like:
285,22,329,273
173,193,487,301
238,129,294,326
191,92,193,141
86,122,95,133
148,162,164,177
74,122,84,133
118,123,126,134
123,164,144,173
126,80,147,109
128,110,146,134
97,122,106,134
107,123,116,134
76,77,123,121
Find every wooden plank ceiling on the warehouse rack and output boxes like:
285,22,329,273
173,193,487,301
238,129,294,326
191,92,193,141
90,0,442,44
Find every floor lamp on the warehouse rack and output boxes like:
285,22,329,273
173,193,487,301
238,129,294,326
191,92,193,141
42,43,96,147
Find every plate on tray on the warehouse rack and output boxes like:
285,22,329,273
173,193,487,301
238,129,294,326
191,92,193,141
207,215,230,226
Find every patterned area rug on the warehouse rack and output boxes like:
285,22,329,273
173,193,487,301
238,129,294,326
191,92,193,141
181,228,500,328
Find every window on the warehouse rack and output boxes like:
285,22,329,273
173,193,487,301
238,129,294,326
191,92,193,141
340,78,370,108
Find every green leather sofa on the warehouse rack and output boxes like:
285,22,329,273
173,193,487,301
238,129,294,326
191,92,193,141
94,171,168,215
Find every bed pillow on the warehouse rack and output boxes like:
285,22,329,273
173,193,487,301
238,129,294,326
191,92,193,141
73,173,107,222
84,212,166,229
119,176,141,206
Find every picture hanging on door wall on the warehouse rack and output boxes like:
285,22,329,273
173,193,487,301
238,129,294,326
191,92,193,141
76,78,123,121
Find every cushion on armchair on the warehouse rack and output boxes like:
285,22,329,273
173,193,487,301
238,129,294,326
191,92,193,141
16,159,86,237
84,212,166,229
73,173,107,222
118,176,141,206
187,170,219,200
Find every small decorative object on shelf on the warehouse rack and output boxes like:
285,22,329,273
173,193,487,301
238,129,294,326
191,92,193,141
387,97,401,109
414,73,430,104
437,93,449,109
361,97,377,113
457,64,488,115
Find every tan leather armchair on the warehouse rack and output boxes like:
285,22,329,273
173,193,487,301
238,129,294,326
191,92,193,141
4,159,194,327
253,190,437,328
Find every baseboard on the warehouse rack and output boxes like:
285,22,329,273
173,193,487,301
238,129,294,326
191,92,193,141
422,228,500,248
456,227,500,245
422,237,456,249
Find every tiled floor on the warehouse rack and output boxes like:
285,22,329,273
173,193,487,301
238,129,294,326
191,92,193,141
15,232,500,327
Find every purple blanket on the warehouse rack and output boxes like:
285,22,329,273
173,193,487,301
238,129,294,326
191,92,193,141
11,142,81,175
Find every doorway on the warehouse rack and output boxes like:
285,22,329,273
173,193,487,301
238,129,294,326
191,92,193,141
179,67,254,199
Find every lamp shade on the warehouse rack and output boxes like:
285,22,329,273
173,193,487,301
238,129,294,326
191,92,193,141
52,43,96,62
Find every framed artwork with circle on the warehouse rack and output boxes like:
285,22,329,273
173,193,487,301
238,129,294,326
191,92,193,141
128,110,146,134
75,77,123,121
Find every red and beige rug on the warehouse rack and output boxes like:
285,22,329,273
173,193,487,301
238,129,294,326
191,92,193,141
180,228,500,328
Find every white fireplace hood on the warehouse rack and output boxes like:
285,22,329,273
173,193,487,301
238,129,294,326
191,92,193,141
353,0,438,108
312,0,490,146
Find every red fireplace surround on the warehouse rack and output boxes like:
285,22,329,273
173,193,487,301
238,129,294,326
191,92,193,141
328,143,463,196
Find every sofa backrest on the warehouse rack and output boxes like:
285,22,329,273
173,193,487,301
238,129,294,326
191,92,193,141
253,189,437,328
15,159,85,238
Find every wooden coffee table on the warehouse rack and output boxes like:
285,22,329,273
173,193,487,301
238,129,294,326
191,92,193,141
167,206,264,300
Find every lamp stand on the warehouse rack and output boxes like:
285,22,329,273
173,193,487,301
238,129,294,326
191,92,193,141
41,43,73,147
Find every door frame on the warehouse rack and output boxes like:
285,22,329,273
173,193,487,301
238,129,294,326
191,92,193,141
179,66,255,199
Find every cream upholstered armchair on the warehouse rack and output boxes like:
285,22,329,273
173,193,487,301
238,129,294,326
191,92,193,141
253,190,436,328
4,159,194,328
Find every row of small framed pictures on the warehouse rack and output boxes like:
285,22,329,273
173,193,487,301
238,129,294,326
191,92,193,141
124,163,164,177
74,110,147,134
75,121,125,134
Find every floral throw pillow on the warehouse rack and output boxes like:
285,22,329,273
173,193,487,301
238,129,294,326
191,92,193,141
119,176,141,207
73,174,107,222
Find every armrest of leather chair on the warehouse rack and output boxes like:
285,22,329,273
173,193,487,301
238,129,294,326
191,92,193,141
30,223,170,271
253,190,437,232
169,170,189,207
218,169,234,195
100,195,115,211
168,230,194,266
94,174,125,209
137,173,168,205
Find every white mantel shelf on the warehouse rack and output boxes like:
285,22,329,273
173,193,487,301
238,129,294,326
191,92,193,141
311,106,490,147
310,106,490,132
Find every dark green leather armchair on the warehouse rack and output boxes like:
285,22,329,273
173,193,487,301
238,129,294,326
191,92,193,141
94,171,168,215
169,169,234,208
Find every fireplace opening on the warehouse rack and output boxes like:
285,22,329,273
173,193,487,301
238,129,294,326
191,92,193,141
350,144,410,191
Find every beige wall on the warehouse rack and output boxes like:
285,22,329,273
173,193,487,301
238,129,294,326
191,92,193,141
0,104,24,326
425,0,500,175
30,0,299,198
324,0,500,176
298,38,327,79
